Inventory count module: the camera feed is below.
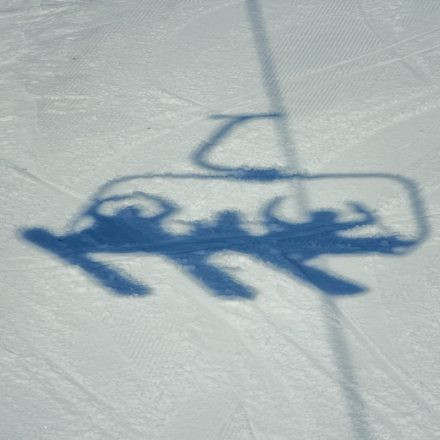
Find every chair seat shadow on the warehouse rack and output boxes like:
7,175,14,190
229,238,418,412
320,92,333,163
22,194,415,298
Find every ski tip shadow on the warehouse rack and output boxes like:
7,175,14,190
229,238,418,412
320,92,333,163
20,193,417,299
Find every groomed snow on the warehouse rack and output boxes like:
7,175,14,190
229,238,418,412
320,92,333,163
1,1,440,439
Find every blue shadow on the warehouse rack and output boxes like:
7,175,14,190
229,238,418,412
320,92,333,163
17,4,429,440
18,1,428,300
21,189,417,298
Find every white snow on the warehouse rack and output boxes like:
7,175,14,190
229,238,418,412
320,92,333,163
1,1,440,439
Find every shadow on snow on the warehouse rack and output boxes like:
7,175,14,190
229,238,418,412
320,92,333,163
20,114,424,299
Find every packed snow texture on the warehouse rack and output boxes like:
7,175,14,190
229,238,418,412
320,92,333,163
1,1,440,439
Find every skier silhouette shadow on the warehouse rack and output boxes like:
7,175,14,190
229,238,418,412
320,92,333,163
22,192,415,298
19,0,427,301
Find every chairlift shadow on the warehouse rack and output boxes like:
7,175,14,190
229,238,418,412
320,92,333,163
21,112,425,298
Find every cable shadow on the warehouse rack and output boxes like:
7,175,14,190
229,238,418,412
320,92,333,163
241,1,427,438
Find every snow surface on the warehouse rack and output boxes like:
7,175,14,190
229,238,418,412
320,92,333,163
2,1,440,439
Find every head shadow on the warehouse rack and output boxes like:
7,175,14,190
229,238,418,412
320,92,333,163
21,181,422,299
19,0,429,300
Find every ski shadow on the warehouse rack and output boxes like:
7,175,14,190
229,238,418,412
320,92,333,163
20,113,428,299
21,187,419,298
19,0,429,300
17,4,430,440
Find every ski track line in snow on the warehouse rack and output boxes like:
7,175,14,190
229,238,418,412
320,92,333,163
158,392,247,440
251,296,361,390
97,263,301,437
79,266,264,437
356,0,436,86
0,158,83,201
290,24,440,82
165,272,307,435
90,91,268,180
83,312,187,437
174,255,414,437
120,322,178,377
321,297,375,440
293,40,440,97
8,304,157,438
335,304,440,422
98,300,183,385
3,333,124,438
285,15,440,111
17,1,175,187
85,319,173,430
214,402,258,440
360,42,440,74
356,0,440,50
150,80,222,113
247,284,404,437
270,0,395,116
275,1,378,87
275,286,435,437
101,309,248,440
